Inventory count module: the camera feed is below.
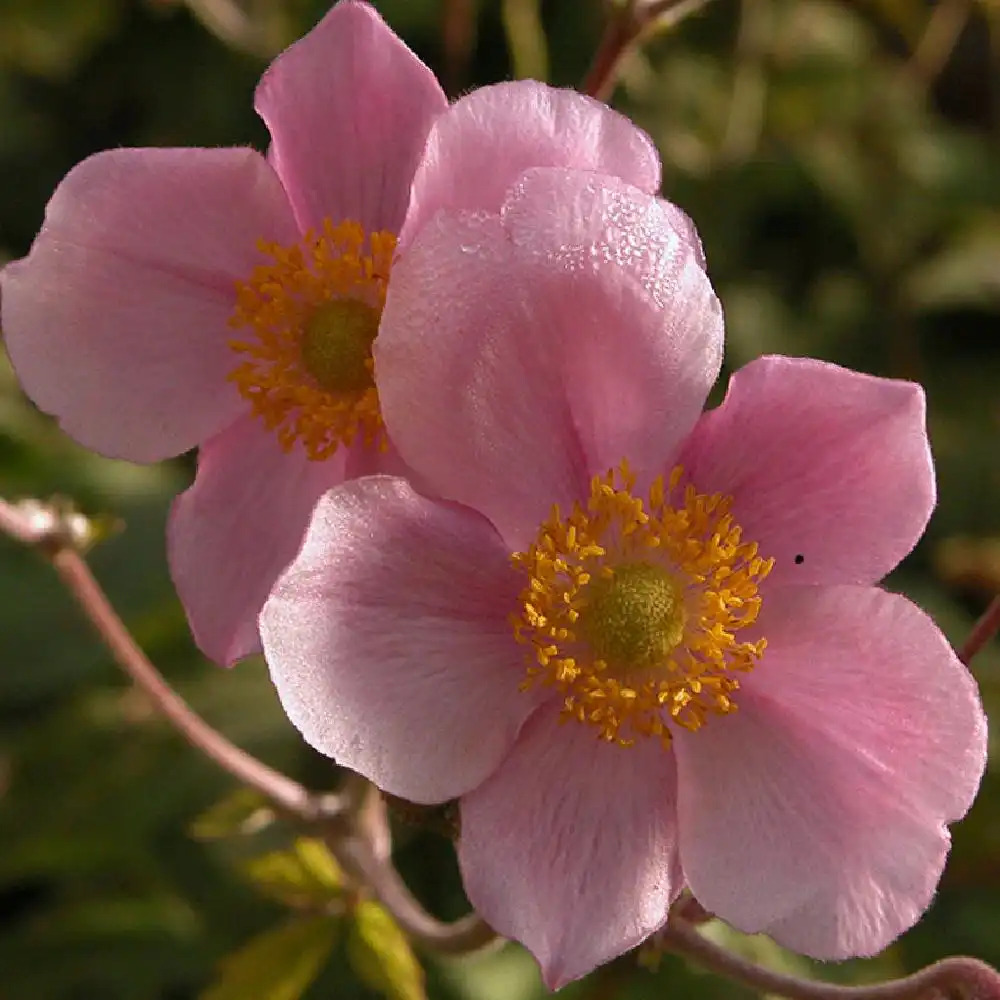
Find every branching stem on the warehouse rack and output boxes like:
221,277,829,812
660,916,1000,1000
582,0,713,101
0,496,498,955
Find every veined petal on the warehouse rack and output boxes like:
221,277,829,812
377,170,722,549
260,477,540,803
460,708,683,989
400,80,662,249
675,585,987,958
256,0,446,235
677,356,935,586
168,415,350,667
2,147,298,461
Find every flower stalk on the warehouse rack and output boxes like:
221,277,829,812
0,495,497,956
659,915,1000,1000
582,0,715,101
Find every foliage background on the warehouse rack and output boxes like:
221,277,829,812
0,0,997,997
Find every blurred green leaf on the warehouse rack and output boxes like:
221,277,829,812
905,217,1000,310
190,788,276,841
201,916,339,1000
0,0,126,77
244,838,345,909
501,0,548,81
347,900,426,1000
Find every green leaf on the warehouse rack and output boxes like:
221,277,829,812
501,0,549,82
347,901,426,1000
189,788,275,841
243,838,344,909
200,916,339,1000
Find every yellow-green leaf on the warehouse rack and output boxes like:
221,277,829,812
347,900,426,1000
189,788,275,841
201,915,338,1000
244,837,344,909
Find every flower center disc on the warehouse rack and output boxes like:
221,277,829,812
227,219,396,461
579,563,685,674
510,462,774,749
300,299,379,393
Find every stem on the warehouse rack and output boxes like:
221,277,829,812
582,5,636,101
959,595,1000,667
334,831,500,956
661,917,1000,1000
0,498,44,546
1,496,499,956
441,0,477,96
582,0,713,101
49,546,320,817
907,0,972,89
0,496,322,819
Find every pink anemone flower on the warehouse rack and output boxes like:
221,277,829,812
0,0,662,666
259,167,988,987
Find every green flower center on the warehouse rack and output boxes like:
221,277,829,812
578,562,686,674
300,299,380,393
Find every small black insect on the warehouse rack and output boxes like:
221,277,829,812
794,554,804,565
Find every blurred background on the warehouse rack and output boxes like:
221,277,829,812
0,0,998,997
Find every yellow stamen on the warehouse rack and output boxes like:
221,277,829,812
510,462,774,748
227,219,396,460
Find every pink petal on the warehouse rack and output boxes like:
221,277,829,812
399,80,662,250
168,415,350,667
674,585,987,959
2,147,298,462
460,708,683,988
677,356,935,586
259,477,541,803
255,0,446,235
377,169,722,549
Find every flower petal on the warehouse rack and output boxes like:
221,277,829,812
460,708,683,989
255,0,446,235
168,415,350,667
674,585,987,959
399,80,662,249
2,147,298,462
677,356,935,586
377,169,722,549
260,477,539,803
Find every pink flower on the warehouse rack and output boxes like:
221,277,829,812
259,169,988,987
1,1,662,666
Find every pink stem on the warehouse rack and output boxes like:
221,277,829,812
662,917,1000,1000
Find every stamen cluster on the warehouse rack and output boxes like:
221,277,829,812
228,219,396,460
511,462,773,747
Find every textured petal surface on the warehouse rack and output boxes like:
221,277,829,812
256,0,446,234
2,147,297,461
260,477,539,803
460,708,683,989
677,356,935,586
675,585,987,959
399,80,662,249
378,169,722,549
168,415,350,667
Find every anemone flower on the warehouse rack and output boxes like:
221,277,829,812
260,167,987,988
2,1,662,665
